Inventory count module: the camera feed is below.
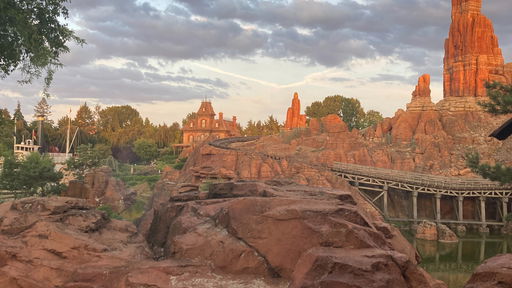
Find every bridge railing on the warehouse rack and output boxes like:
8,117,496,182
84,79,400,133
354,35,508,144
332,162,512,191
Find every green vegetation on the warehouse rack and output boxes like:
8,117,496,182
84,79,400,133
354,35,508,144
97,205,123,220
0,0,84,94
305,95,383,131
66,144,111,180
243,115,281,136
133,139,159,164
0,153,63,196
467,82,512,184
172,157,188,170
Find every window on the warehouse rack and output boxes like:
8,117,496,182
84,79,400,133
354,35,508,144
215,122,219,128
190,122,194,127
201,119,206,128
189,135,194,142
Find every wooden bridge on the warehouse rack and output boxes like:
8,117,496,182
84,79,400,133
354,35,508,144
332,162,512,230
209,137,512,230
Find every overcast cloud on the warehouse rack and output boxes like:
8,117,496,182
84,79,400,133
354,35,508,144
2,0,512,124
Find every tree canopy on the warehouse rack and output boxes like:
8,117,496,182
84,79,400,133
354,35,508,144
0,0,84,94
305,95,383,130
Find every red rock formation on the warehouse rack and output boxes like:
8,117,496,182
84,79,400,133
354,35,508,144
407,74,435,111
0,197,287,288
465,254,512,288
284,92,307,130
146,181,445,287
63,167,134,212
440,0,512,111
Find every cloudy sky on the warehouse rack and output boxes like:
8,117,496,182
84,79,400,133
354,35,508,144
1,0,511,125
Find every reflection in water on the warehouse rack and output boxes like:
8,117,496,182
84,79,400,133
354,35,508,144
406,233,511,288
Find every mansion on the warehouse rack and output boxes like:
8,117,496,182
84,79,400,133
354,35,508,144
182,101,241,145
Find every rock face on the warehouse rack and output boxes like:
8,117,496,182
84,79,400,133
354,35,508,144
464,254,512,288
146,181,446,287
0,197,286,288
284,92,307,130
440,0,511,111
415,221,458,242
63,167,134,212
407,74,435,111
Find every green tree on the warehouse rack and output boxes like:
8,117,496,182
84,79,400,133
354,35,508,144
34,97,52,119
0,153,63,196
478,82,512,114
66,144,111,180
467,82,512,184
182,112,197,127
133,139,158,164
0,109,14,153
305,95,382,130
13,101,30,142
97,105,144,146
0,0,85,94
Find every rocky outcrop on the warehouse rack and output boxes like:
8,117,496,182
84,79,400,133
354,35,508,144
464,254,512,288
146,181,446,287
415,221,458,242
439,0,511,111
290,248,446,288
407,74,435,111
63,167,134,212
0,197,287,288
284,92,307,130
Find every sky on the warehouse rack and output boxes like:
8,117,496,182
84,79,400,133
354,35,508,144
1,0,511,126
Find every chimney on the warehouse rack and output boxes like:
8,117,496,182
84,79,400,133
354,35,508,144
232,116,237,128
219,112,224,121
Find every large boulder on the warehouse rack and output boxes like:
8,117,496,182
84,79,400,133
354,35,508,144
464,254,512,288
146,181,445,287
63,167,134,212
0,196,283,288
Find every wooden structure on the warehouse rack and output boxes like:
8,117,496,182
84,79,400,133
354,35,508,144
208,136,512,230
332,162,512,230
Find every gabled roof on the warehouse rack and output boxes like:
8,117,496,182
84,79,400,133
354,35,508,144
490,117,512,140
197,101,215,117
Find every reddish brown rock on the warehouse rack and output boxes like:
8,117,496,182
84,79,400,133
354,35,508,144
284,92,307,130
146,181,445,287
0,197,286,288
416,221,438,241
464,254,512,288
407,74,435,111
437,223,459,243
290,248,446,288
440,0,511,111
63,167,133,212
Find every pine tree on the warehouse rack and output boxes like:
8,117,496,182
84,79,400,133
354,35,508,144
34,97,52,119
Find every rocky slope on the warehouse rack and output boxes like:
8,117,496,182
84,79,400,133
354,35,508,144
146,180,446,288
0,197,287,288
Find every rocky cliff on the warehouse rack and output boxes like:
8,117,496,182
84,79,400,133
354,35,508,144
440,0,512,111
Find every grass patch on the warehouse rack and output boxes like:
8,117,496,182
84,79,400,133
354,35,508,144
98,205,123,220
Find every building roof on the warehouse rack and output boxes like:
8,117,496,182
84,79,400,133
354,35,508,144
197,101,215,117
490,117,512,140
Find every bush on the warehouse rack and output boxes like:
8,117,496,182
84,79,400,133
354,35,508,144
97,205,123,220
172,157,187,170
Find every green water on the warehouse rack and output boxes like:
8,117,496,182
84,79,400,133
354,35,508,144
405,232,511,288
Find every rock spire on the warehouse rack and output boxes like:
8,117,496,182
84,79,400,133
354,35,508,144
284,92,307,130
439,0,512,110
407,74,435,111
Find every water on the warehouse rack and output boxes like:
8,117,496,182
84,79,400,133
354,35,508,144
404,231,511,288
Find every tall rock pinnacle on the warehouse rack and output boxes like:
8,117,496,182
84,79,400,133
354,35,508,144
440,0,511,110
284,92,307,130
407,74,435,111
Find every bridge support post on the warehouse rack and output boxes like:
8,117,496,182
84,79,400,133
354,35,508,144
457,196,464,222
383,185,389,218
435,193,441,223
479,197,489,234
502,197,509,223
456,196,466,236
412,191,418,222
